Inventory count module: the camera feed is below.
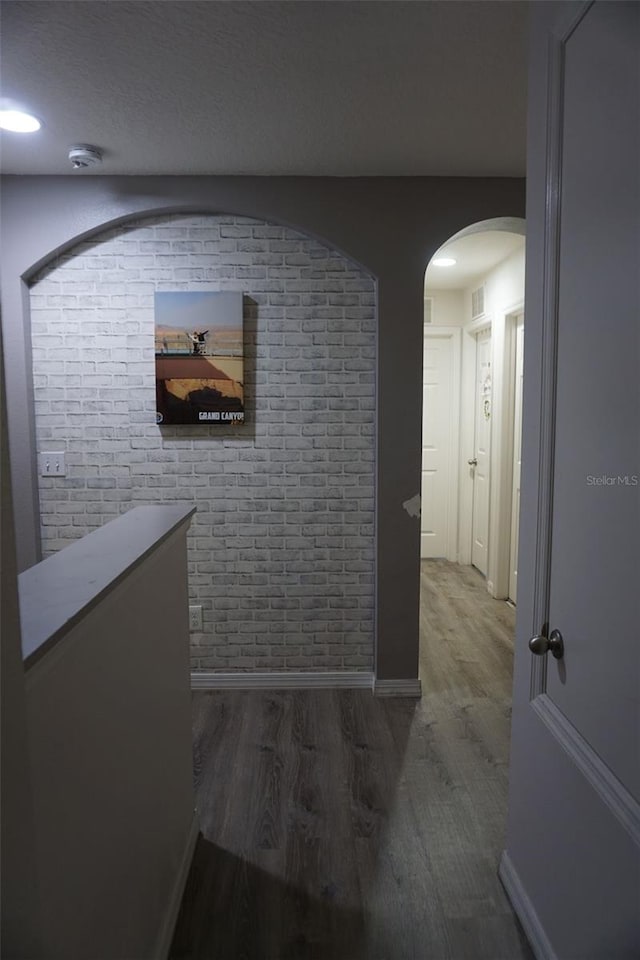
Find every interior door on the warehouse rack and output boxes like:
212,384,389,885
508,315,524,603
502,3,640,958
421,334,453,558
471,328,491,575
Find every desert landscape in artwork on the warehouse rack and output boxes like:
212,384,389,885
154,291,244,425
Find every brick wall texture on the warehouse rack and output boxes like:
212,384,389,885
30,214,376,672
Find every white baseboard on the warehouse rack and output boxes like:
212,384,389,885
498,851,557,960
154,810,200,960
191,671,374,690
373,678,422,698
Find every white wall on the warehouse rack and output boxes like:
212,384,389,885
424,289,465,327
463,242,525,322
29,213,376,674
1,331,42,958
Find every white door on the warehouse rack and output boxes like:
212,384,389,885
421,335,453,558
502,4,639,957
508,315,524,603
470,329,491,575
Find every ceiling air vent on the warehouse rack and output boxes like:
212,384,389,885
424,297,434,325
471,285,485,320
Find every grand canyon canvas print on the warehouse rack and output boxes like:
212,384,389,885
155,291,244,426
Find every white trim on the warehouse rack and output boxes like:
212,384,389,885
528,7,566,699
446,329,462,562
459,319,494,566
154,810,199,960
421,326,461,562
373,678,422,698
507,311,525,603
498,851,558,960
488,302,525,599
527,1,595,702
465,313,493,337
458,326,477,565
190,671,374,690
532,695,640,845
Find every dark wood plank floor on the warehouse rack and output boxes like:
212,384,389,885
171,560,533,960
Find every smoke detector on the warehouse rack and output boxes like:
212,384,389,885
68,144,102,169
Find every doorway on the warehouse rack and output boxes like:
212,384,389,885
418,219,527,942
470,326,492,576
420,330,460,561
420,223,526,597
419,217,526,660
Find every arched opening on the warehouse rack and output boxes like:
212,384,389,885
417,215,526,874
28,210,378,684
420,217,526,596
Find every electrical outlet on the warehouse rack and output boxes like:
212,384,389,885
189,605,203,632
38,451,66,477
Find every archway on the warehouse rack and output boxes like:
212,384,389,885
420,217,527,596
417,215,526,854
27,210,378,687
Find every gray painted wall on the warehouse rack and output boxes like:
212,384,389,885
23,516,196,958
0,175,525,680
0,326,42,957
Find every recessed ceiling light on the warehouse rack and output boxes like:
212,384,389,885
0,109,41,133
432,257,457,267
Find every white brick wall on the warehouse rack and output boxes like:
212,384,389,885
30,215,376,672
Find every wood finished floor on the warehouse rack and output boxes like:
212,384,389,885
171,560,533,960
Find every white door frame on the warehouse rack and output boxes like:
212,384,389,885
508,313,525,603
459,316,492,567
458,302,526,595
487,300,525,598
422,326,461,562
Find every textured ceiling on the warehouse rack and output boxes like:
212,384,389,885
0,0,528,176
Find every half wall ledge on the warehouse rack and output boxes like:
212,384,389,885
19,504,196,669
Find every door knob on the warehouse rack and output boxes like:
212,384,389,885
468,458,478,466
529,628,564,660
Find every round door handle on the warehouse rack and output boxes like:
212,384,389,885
529,629,564,660
468,458,478,466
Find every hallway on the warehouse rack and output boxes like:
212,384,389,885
171,562,532,959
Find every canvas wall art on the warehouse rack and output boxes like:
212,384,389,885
154,291,244,425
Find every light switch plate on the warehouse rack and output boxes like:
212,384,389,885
38,451,66,477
